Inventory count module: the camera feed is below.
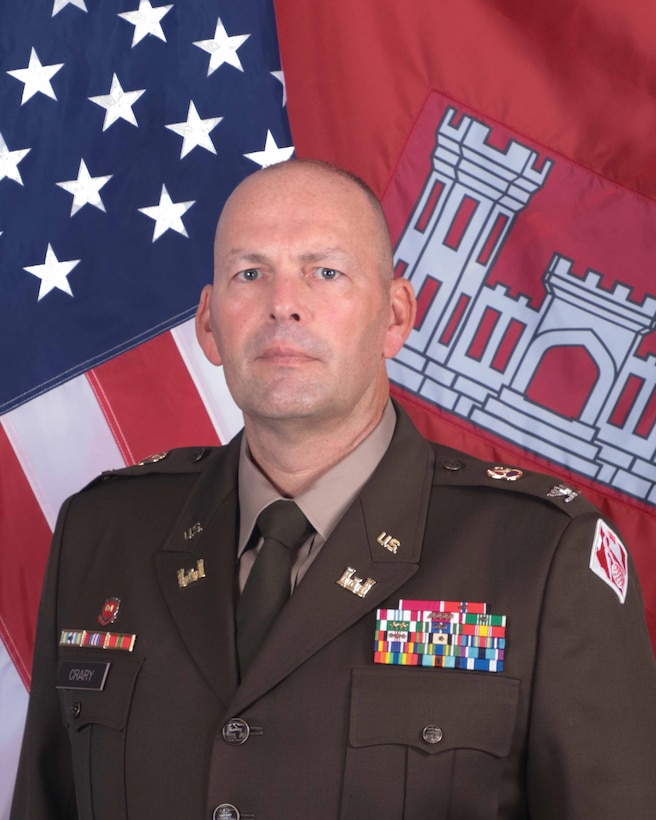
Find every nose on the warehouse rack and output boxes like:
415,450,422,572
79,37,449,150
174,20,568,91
268,272,303,323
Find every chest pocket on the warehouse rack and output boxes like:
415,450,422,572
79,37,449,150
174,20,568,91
59,653,143,819
341,667,519,820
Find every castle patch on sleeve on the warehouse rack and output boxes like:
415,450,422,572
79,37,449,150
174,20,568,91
589,519,628,604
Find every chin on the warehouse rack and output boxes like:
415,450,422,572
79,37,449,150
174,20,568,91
246,389,337,422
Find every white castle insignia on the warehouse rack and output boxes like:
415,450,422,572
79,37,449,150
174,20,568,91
390,106,656,503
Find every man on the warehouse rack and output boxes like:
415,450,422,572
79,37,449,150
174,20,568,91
12,159,656,819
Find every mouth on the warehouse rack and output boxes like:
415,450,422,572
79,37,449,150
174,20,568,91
257,345,318,364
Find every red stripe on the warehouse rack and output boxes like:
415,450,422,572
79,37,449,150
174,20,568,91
0,425,52,686
87,332,221,464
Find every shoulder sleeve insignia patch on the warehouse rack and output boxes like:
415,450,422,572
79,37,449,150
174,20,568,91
589,519,628,604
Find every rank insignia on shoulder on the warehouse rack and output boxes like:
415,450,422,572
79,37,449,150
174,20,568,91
589,519,628,604
374,599,506,672
487,466,523,481
97,597,120,626
547,483,579,503
137,451,169,466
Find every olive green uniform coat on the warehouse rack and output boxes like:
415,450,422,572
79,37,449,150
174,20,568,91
11,407,656,819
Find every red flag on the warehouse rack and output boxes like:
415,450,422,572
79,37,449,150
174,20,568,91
274,0,656,650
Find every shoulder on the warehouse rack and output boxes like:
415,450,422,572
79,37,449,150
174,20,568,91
390,400,598,520
95,446,215,481
54,439,241,534
82,446,217,488
78,435,242,497
428,442,598,521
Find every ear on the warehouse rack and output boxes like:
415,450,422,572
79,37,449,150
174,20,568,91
383,278,416,359
195,284,223,366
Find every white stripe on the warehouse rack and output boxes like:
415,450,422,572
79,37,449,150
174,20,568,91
171,319,243,443
2,376,125,530
0,643,28,820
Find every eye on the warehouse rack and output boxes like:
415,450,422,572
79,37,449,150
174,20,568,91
237,268,260,282
316,267,341,280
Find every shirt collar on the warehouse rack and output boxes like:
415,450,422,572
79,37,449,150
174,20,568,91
237,400,396,556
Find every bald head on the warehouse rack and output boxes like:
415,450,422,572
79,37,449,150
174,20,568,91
214,158,395,283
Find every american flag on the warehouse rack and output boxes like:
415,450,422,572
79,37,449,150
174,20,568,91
0,0,290,811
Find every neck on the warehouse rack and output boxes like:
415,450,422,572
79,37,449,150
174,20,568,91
243,398,388,497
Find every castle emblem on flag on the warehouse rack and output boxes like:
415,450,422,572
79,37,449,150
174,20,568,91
385,95,656,504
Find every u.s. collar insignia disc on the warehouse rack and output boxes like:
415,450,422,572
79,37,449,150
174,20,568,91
98,597,121,626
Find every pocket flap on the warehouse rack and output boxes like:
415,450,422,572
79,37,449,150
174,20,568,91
59,654,143,731
350,668,519,757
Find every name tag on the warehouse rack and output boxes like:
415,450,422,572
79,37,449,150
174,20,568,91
56,661,110,690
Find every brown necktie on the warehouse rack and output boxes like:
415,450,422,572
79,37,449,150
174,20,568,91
236,500,313,676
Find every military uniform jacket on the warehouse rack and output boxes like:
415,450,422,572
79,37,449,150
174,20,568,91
11,406,656,819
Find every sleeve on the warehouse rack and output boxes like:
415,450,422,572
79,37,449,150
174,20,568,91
526,512,656,819
10,497,78,819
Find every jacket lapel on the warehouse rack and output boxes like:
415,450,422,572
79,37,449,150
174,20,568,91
155,435,242,708
227,407,435,716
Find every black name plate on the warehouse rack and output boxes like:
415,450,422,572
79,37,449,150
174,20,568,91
57,660,110,690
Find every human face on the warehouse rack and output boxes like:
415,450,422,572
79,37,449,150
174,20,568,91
197,165,414,433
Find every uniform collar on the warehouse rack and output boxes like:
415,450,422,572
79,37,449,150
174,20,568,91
237,400,396,555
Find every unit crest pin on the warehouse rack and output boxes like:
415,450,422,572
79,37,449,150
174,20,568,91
98,597,121,626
